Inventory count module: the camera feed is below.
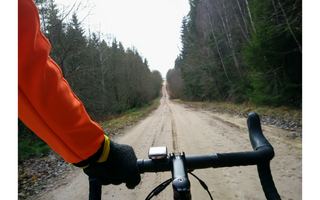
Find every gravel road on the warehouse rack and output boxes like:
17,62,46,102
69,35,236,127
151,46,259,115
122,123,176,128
35,82,302,200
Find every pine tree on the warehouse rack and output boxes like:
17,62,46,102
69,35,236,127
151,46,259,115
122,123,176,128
243,0,302,107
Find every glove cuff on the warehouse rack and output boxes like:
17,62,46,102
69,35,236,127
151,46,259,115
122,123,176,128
72,135,110,168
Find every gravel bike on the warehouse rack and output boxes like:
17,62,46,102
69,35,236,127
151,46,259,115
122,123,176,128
89,112,281,200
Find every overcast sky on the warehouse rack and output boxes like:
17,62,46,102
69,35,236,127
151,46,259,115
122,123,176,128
54,0,190,78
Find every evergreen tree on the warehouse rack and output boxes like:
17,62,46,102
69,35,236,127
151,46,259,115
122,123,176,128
243,0,302,107
171,0,301,107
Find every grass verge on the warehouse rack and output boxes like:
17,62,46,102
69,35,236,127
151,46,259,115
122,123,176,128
99,97,160,135
18,135,51,162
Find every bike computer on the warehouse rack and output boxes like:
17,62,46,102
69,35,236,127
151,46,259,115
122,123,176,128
148,146,167,160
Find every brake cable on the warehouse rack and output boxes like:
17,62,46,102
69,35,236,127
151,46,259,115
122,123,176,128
188,170,213,200
145,171,213,200
145,178,172,200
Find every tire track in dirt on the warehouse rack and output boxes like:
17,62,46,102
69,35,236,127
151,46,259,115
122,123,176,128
170,107,178,152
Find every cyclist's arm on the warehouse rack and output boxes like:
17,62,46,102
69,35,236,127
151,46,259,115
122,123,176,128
18,0,107,164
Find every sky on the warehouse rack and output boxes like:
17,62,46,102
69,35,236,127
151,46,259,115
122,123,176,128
54,0,191,79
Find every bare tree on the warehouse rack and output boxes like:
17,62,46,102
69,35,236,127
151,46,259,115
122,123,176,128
232,1,251,45
214,0,242,79
245,0,256,33
277,0,302,52
207,13,230,82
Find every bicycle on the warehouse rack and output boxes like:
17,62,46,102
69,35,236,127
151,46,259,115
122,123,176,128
88,112,281,200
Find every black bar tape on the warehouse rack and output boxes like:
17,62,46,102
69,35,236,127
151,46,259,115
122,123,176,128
215,146,274,168
247,113,272,150
257,162,281,200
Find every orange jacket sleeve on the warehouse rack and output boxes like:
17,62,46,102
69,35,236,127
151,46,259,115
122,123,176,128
18,0,105,163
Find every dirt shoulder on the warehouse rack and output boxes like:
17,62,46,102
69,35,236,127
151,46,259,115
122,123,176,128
174,98,302,136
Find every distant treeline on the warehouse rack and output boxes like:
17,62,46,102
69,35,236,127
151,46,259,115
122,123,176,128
166,0,301,108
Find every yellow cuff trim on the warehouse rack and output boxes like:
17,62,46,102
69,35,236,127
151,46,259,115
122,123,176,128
97,135,110,163
71,163,90,169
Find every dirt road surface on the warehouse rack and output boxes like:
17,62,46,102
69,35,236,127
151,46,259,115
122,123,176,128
35,83,302,200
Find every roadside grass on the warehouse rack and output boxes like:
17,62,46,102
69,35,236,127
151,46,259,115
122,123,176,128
18,135,51,162
99,98,160,135
172,99,302,126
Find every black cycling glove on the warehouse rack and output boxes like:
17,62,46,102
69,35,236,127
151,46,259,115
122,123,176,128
83,140,141,189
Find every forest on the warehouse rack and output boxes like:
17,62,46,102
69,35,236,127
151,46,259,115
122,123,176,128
33,0,163,117
166,0,302,108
